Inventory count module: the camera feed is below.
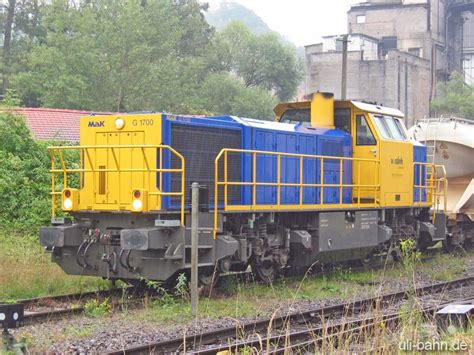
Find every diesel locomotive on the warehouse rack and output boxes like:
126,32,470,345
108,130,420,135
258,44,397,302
39,93,448,283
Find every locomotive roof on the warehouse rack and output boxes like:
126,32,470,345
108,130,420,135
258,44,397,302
273,99,405,121
351,101,404,118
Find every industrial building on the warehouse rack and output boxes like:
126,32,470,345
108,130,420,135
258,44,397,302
305,0,474,126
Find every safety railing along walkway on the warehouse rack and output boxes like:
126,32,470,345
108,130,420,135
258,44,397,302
48,145,186,224
414,162,448,222
213,149,381,238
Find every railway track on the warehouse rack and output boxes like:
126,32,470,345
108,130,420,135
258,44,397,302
20,287,138,325
105,276,474,354
15,251,441,326
264,296,474,355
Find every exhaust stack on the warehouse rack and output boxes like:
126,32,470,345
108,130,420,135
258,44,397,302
311,92,334,129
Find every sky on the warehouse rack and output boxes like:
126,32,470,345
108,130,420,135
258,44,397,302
203,0,357,46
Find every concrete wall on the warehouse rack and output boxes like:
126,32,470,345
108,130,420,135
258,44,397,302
463,53,474,85
318,35,379,60
430,0,447,45
348,4,432,61
463,12,474,84
464,12,474,49
306,49,431,126
305,43,323,56
346,0,453,100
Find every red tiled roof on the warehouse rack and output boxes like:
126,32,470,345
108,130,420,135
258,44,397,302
5,108,112,142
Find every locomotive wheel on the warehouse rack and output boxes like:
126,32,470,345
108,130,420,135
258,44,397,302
442,233,465,254
442,239,454,253
253,261,277,283
198,267,220,288
388,244,402,262
360,255,374,267
464,238,473,251
442,240,466,255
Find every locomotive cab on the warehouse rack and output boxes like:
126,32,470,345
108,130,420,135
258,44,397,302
275,93,418,208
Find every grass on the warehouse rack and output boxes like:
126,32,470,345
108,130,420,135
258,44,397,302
137,270,377,325
422,253,467,281
0,232,110,300
10,248,473,353
138,250,472,326
136,270,374,324
440,325,473,351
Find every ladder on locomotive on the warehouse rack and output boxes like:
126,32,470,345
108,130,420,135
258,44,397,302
421,117,446,216
422,116,442,165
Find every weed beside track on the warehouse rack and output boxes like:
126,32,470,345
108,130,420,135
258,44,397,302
0,233,110,300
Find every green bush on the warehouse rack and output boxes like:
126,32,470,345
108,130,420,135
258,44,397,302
0,111,51,232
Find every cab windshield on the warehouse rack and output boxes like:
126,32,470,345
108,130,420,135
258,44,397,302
372,114,408,141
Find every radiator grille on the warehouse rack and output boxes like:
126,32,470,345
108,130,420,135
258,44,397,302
170,124,241,206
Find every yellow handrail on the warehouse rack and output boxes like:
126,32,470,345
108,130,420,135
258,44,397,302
413,162,448,222
48,145,186,224
213,148,381,239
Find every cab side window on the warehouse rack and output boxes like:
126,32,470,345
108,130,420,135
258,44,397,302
335,108,351,134
356,115,376,145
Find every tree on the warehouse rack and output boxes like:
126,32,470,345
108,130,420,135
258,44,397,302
215,21,303,101
172,0,213,57
2,0,17,92
8,1,299,117
431,72,474,119
12,0,214,111
0,0,46,96
198,72,277,119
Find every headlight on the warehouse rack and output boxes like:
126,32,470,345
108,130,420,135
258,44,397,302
63,198,73,210
132,199,143,211
61,189,78,211
131,189,148,212
115,117,125,130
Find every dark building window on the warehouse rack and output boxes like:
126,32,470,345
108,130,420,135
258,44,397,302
380,36,398,57
408,47,422,57
408,48,423,57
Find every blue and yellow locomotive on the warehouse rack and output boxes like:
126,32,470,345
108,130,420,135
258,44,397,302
40,93,447,283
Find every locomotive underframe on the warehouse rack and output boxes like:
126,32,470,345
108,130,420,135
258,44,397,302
445,213,474,251
39,207,446,283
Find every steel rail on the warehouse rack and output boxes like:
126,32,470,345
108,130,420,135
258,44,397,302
18,258,403,326
20,287,137,325
19,288,123,307
105,276,474,355
24,307,86,325
264,296,474,355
